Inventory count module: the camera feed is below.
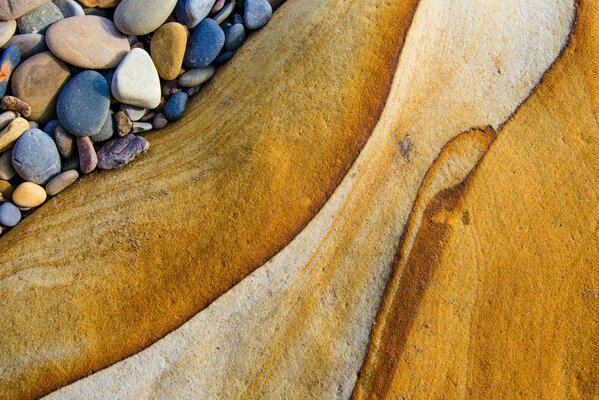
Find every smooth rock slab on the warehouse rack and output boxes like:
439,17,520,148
11,128,61,184
114,0,177,36
184,18,224,69
0,201,20,226
46,16,130,69
11,51,71,123
244,0,272,30
0,0,50,20
2,33,47,59
97,133,149,169
112,48,161,109
17,2,63,34
57,70,110,137
150,22,187,81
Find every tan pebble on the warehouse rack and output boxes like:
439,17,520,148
115,111,132,136
151,22,188,81
12,182,46,208
79,0,121,7
45,170,79,196
1,96,31,118
0,179,14,200
0,117,30,152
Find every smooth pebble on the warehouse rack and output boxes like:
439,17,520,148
0,201,20,226
112,48,161,109
184,18,224,69
12,181,46,208
76,136,97,173
164,91,188,121
244,0,272,30
17,2,63,34
45,169,78,196
224,22,245,51
114,0,177,35
11,128,61,184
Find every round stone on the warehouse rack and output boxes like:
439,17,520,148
12,181,46,208
17,2,63,34
53,0,85,17
45,169,78,196
150,22,187,81
164,91,188,122
178,65,214,87
184,18,224,69
176,0,215,29
112,48,161,109
11,51,71,123
224,23,245,51
46,16,130,69
2,33,47,59
0,19,16,48
0,201,20,226
0,0,51,20
114,0,177,36
90,110,115,142
244,0,272,30
57,70,110,137
11,128,61,184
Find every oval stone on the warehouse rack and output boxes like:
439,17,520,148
0,0,50,20
2,33,47,59
46,16,130,69
224,23,245,51
184,18,224,69
244,0,272,30
11,51,71,123
114,0,177,36
12,181,46,208
17,2,63,34
57,70,110,137
11,128,61,184
178,65,214,87
164,91,188,122
0,201,20,226
150,22,187,81
45,169,78,196
176,0,215,29
112,48,161,109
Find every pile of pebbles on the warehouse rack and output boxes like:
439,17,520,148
0,0,274,235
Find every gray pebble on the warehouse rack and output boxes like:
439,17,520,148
0,150,15,180
17,2,64,34
178,65,215,88
11,128,61,184
152,113,168,130
224,23,245,51
2,33,48,59
131,122,152,133
54,125,75,158
120,104,147,122
45,169,78,196
90,110,115,143
0,201,21,227
244,0,272,30
0,110,17,130
214,1,235,24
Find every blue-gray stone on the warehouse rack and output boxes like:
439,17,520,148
244,0,271,30
53,0,85,17
184,18,224,69
214,50,234,65
0,202,21,227
11,129,61,184
164,92,188,122
61,154,79,172
232,13,244,25
0,44,20,98
176,0,215,29
17,2,64,34
224,23,245,51
43,119,60,138
57,70,110,137
91,111,115,143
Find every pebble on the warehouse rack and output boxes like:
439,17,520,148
11,128,61,184
0,19,15,48
224,23,245,51
211,0,225,14
0,149,15,179
178,65,214,87
0,0,50,20
114,0,177,35
11,51,71,123
17,2,63,34
43,118,60,137
0,110,16,130
0,44,20,97
214,50,233,65
0,117,29,152
112,48,161,109
232,13,244,25
0,178,12,199
52,0,85,18
176,0,216,29
1,96,31,118
244,0,272,30
164,91,188,122
46,16,130,69
184,18,224,69
186,84,202,97
162,79,182,96
150,22,187,81
76,136,97,173
12,181,46,208
131,121,152,133
57,70,110,137
152,113,167,130
115,111,132,136
28,121,38,129
97,133,149,169
54,125,74,158
2,33,47,59
90,110,115,142
120,104,147,122
213,1,234,24
0,201,20,226
139,111,155,122
45,169,78,196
